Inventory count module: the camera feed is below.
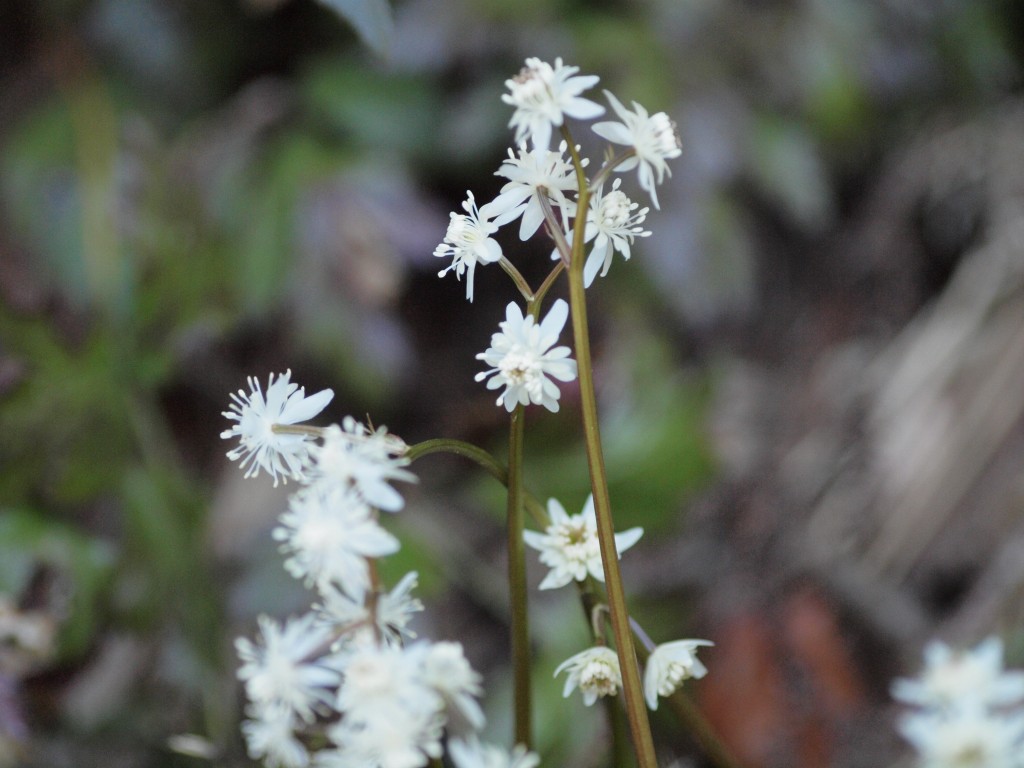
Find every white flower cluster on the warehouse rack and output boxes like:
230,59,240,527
434,57,681,414
892,636,1024,767
523,494,711,710
223,373,534,768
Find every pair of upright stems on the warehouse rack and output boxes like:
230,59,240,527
498,129,658,767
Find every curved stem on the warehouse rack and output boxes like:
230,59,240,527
506,404,531,747
534,261,566,310
499,256,535,302
561,124,658,768
405,438,548,527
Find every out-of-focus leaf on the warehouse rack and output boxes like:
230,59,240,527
0,509,115,659
316,0,393,56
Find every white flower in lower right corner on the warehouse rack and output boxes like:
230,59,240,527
643,639,713,710
555,645,622,706
475,299,577,413
523,495,643,589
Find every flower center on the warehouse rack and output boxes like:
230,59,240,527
650,112,681,155
599,191,632,228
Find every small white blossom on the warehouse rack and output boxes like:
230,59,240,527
898,708,1024,768
434,191,503,302
305,417,415,513
489,142,581,241
274,486,400,595
502,57,604,150
523,495,643,590
236,613,338,723
417,641,485,730
643,639,713,710
317,571,423,647
555,645,622,706
893,637,1024,713
449,736,540,768
221,370,333,486
582,178,650,287
475,299,577,413
241,703,310,768
592,90,681,209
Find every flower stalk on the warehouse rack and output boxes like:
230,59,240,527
562,126,658,768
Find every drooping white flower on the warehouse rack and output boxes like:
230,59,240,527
489,142,582,241
592,90,681,209
475,299,577,413
235,613,338,723
582,178,650,287
643,639,713,710
417,641,485,730
555,645,622,706
317,571,423,647
241,703,310,768
892,637,1024,713
221,370,333,486
449,736,541,768
274,486,400,595
305,417,415,513
434,191,503,302
502,57,604,150
523,495,643,590
897,708,1024,768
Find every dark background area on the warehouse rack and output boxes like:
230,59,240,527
2,1,1023,766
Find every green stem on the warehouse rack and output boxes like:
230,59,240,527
562,125,658,768
499,256,536,301
404,438,548,527
506,404,531,747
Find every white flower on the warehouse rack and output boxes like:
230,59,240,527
305,417,415,513
321,705,445,768
892,637,1024,713
449,736,540,768
592,90,681,209
434,191,503,302
317,571,423,647
274,486,400,594
643,639,713,710
475,299,577,413
417,641,485,730
221,370,333,486
582,178,650,287
488,142,581,241
898,708,1024,768
523,495,643,590
555,645,622,706
236,613,338,722
502,57,604,150
241,703,310,768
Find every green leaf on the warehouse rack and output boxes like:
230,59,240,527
316,0,393,56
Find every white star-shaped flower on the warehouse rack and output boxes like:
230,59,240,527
893,637,1024,713
555,645,622,706
898,708,1024,768
434,191,503,302
221,370,333,486
475,299,577,413
449,737,540,768
592,90,681,209
523,495,643,589
305,417,415,513
417,641,485,730
502,57,604,150
582,178,650,287
488,142,582,241
235,613,338,723
274,486,400,595
643,639,713,710
240,702,310,768
316,571,423,648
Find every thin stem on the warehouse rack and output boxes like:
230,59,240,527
499,256,535,301
537,192,572,267
271,424,326,438
405,438,549,528
506,404,531,747
561,124,658,768
590,148,637,192
534,261,566,310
